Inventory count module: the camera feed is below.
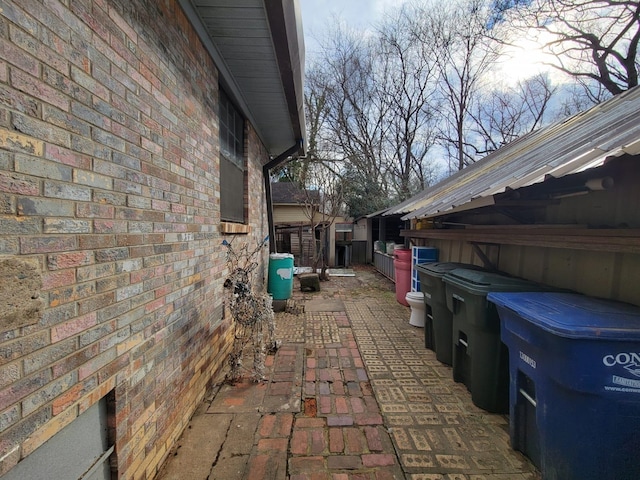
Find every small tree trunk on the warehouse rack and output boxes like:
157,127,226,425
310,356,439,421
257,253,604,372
319,228,331,281
320,263,329,281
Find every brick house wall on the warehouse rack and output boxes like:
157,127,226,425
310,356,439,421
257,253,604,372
0,0,271,478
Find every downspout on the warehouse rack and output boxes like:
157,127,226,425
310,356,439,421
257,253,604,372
264,140,304,253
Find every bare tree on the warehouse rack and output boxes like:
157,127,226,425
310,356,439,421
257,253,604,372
552,82,601,118
278,67,332,185
469,73,557,154
495,0,640,100
316,26,391,195
304,71,331,168
377,6,441,200
282,159,346,280
307,15,443,208
302,0,587,215
412,0,502,171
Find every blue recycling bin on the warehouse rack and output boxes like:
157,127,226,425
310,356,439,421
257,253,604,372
489,291,640,480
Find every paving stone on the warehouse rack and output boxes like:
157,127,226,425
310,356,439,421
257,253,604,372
246,453,288,479
402,453,436,468
327,415,354,426
329,427,345,453
158,412,232,480
363,426,384,451
257,437,288,453
362,453,396,467
327,455,362,470
288,456,326,474
217,413,260,457
209,454,249,480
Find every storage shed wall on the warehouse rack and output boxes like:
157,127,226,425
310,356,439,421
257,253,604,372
424,240,640,306
411,165,640,306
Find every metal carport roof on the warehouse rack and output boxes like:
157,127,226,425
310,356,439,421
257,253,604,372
383,86,640,221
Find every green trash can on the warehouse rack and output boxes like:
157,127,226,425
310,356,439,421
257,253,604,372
415,262,485,364
267,253,294,300
442,268,548,413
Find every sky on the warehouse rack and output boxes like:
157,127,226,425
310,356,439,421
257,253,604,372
298,0,555,86
299,0,407,57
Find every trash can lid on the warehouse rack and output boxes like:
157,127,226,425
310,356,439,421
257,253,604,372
442,268,543,295
269,253,294,259
488,292,640,340
414,262,484,278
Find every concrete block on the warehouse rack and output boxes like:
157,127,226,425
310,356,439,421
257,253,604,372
272,300,287,312
299,273,320,292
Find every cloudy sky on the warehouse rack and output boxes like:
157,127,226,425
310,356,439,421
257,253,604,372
299,0,406,56
298,0,554,85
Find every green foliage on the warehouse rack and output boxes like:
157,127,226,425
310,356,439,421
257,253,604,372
341,167,392,218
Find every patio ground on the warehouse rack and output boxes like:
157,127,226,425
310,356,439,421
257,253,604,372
157,265,540,479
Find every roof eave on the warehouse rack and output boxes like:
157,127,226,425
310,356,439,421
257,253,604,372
178,0,305,158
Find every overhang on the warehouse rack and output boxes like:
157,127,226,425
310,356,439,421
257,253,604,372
178,0,306,158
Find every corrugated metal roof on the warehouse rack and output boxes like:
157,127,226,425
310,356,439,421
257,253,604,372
385,86,640,220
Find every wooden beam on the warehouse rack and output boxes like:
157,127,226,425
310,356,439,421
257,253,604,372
402,228,640,254
471,243,497,270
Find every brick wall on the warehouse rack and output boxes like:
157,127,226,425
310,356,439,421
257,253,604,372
0,0,271,478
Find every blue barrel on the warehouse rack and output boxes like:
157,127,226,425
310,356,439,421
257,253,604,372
267,253,294,300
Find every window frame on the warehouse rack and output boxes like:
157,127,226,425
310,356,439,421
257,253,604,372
219,88,246,224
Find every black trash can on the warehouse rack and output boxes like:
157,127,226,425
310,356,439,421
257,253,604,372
490,291,640,480
443,269,548,413
414,262,485,364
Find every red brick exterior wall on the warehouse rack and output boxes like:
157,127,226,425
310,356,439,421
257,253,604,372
0,0,270,478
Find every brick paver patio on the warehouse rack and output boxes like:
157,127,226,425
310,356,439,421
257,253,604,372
158,266,540,480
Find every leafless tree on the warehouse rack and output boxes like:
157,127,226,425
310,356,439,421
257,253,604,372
305,12,444,207
302,0,601,213
552,82,601,118
469,73,557,154
412,0,502,171
304,71,330,167
495,0,640,101
282,159,345,280
315,25,391,195
277,68,332,186
376,6,441,199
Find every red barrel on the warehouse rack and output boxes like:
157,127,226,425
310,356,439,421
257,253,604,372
393,249,411,306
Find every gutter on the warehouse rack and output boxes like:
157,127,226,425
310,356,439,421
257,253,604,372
265,0,307,144
264,140,304,253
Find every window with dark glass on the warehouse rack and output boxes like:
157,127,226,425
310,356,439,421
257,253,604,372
219,88,245,223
